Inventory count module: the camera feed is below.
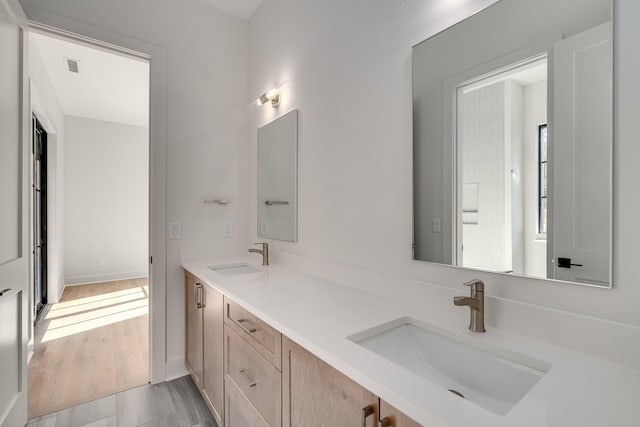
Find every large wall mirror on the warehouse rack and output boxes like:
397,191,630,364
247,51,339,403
258,109,298,242
413,0,613,287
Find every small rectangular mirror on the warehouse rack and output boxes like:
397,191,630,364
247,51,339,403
412,0,612,287
257,109,298,242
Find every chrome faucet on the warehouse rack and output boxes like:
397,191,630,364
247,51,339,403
453,279,485,333
248,242,269,266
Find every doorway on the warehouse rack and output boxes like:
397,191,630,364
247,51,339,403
33,116,48,320
27,27,151,419
455,56,548,277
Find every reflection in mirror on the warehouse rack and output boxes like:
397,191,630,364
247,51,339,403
457,56,548,276
412,0,612,287
257,109,298,242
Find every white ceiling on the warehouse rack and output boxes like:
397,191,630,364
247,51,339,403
511,62,547,86
30,32,150,127
198,0,263,20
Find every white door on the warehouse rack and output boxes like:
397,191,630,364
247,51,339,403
0,0,29,426
552,22,612,286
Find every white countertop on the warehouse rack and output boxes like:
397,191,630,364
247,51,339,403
182,257,640,427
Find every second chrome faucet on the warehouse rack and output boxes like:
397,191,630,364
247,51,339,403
453,279,485,333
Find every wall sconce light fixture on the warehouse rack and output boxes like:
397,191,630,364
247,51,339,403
256,87,280,108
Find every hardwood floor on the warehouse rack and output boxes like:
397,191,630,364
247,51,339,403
26,376,216,427
28,278,149,419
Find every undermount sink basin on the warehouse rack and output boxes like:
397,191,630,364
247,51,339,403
207,263,261,276
349,317,550,415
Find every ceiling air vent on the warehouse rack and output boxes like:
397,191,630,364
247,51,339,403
65,58,79,73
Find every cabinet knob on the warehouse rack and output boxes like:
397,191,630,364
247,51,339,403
379,417,392,427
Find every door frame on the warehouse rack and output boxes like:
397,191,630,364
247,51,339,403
443,43,551,268
26,18,168,384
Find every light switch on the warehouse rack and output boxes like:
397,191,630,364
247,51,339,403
169,222,181,240
97,259,106,267
432,218,441,233
223,221,233,237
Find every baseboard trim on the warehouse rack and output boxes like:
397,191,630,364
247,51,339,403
64,270,149,286
165,358,188,381
58,282,66,301
27,341,34,364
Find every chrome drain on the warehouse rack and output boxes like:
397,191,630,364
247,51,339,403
448,389,465,399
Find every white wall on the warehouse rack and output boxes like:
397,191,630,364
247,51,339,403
461,82,509,272
29,37,65,302
248,0,640,328
19,0,250,374
63,116,148,284
459,78,527,274
460,79,525,274
523,80,547,278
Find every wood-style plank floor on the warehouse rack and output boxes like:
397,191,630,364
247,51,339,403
28,278,150,419
26,375,216,427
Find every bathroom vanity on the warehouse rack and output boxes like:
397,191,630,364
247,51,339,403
183,257,640,427
185,265,420,427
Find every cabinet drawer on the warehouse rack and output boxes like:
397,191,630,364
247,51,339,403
224,297,282,369
224,325,281,427
225,375,270,427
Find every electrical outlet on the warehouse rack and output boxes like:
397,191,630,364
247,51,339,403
169,222,181,240
260,221,270,235
432,218,441,233
223,221,233,237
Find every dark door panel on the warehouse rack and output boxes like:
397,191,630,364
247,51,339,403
33,116,48,319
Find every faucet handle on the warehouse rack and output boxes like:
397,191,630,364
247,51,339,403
462,279,484,292
254,242,268,247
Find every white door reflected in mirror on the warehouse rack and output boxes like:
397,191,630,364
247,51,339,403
552,22,612,286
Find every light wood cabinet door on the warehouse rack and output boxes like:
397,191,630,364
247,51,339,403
283,337,378,427
380,400,422,427
203,285,224,425
185,272,204,387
